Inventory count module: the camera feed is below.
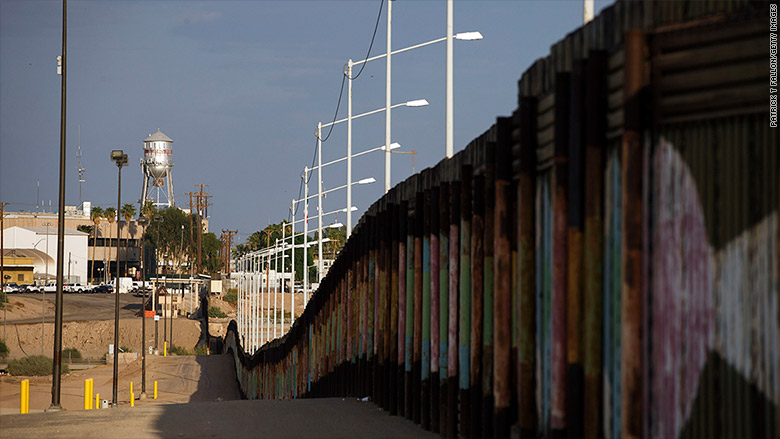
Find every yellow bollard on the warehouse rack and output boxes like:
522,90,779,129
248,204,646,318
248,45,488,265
84,379,90,410
95,393,100,409
131,392,134,407
20,379,29,414
89,379,94,409
164,341,167,357
154,381,158,399
130,381,133,396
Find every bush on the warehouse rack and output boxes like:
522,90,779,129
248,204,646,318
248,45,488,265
119,346,132,353
0,291,6,310
0,338,8,359
223,292,237,305
62,347,82,362
208,306,227,318
8,355,69,376
168,344,191,356
194,344,208,355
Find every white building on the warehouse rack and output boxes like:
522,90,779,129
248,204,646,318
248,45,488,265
2,226,89,283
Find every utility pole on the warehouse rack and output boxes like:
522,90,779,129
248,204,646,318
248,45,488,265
193,184,211,275
221,230,237,276
1,202,8,343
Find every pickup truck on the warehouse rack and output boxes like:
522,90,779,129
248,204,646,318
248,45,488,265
64,283,86,293
41,283,57,293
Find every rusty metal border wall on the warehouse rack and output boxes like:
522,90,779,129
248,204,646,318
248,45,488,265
223,1,778,438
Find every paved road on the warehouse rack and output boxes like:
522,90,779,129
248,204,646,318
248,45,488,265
1,353,436,438
1,398,438,438
6,293,148,324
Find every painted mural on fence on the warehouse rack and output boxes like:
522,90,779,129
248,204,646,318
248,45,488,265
651,140,778,439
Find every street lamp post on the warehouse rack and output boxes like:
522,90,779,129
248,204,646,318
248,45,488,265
153,215,162,350
42,222,52,356
137,215,148,398
110,149,128,407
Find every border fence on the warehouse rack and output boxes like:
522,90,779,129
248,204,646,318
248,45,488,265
223,1,778,438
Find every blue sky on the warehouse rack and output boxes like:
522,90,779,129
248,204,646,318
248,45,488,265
1,0,609,244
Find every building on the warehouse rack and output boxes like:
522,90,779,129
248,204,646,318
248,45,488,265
2,208,142,284
2,226,88,283
0,253,36,284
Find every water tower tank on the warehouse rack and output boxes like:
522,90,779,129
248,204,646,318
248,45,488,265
141,129,175,208
143,129,174,179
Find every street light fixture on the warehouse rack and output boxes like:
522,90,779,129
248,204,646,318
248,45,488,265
110,149,127,408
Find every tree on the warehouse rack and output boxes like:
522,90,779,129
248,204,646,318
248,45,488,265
90,206,104,283
103,207,116,280
142,207,193,276
120,203,136,277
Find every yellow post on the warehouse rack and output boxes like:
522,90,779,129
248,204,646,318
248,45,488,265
89,379,94,409
95,393,100,409
154,381,158,399
131,392,135,407
130,381,133,396
164,341,167,357
84,379,89,410
21,379,29,414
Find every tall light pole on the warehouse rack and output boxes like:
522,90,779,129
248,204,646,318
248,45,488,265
153,214,162,350
48,0,67,410
42,222,52,356
385,0,392,192
137,215,148,398
110,149,128,407
445,0,454,158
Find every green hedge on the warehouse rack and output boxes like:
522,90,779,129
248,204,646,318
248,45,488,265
208,306,227,318
8,355,70,376
0,338,8,359
223,292,237,305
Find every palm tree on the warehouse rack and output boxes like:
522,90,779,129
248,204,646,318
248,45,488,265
104,207,116,281
90,206,104,284
120,203,136,277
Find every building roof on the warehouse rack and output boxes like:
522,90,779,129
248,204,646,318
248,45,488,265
15,226,88,236
2,248,50,261
144,129,174,143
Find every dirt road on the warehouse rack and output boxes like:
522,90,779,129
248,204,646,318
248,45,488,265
0,354,240,415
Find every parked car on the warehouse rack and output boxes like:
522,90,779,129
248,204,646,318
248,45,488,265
64,283,86,293
2,282,19,293
41,283,57,293
19,284,39,293
92,284,114,294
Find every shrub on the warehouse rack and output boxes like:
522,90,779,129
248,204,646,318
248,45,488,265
168,344,191,356
119,346,132,353
0,338,8,359
0,291,6,310
8,355,69,376
62,347,82,362
208,306,227,318
194,344,208,355
223,292,237,305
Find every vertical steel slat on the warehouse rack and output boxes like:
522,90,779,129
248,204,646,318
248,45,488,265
438,182,451,436
414,191,424,425
447,179,460,439
470,174,485,439
398,199,408,416
422,186,433,429
430,186,441,433
459,166,473,437
390,202,400,415
494,135,513,438
517,98,538,439
620,29,645,439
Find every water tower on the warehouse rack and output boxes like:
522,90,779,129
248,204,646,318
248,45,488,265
141,129,175,207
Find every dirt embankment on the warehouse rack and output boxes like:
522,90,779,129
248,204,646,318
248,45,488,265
2,296,230,360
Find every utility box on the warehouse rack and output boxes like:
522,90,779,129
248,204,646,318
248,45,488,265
209,280,222,295
101,400,109,409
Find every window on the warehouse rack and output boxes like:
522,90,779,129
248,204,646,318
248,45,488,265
17,274,23,281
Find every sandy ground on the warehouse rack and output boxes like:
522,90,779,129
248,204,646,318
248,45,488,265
1,295,233,360
0,354,241,415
